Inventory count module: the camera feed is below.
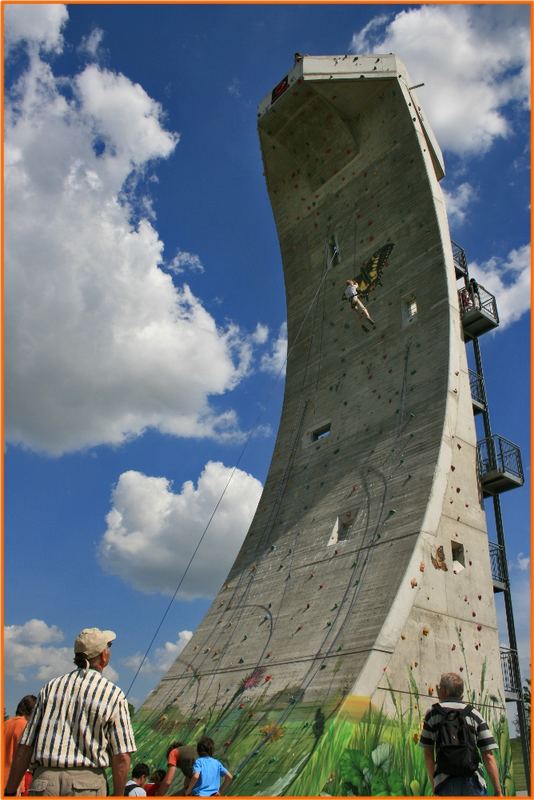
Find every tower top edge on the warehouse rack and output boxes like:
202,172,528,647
257,53,411,115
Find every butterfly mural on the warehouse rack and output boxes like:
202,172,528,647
355,242,395,300
431,545,448,572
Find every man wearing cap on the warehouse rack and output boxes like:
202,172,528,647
4,627,136,796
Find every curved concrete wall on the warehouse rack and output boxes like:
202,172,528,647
137,55,508,796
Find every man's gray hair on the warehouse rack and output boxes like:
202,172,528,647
439,672,464,699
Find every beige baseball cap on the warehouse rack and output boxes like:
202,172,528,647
74,627,116,659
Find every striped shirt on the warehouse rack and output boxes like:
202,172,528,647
419,700,497,790
20,668,136,768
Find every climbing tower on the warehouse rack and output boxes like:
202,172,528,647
136,55,520,795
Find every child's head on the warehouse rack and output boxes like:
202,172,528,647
197,736,215,757
150,769,166,784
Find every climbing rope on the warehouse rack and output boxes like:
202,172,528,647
126,241,339,701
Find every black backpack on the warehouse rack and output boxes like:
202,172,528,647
434,703,480,776
124,783,140,796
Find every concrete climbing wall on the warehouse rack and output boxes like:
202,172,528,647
135,56,511,797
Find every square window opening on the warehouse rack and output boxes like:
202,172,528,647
327,511,354,546
451,541,465,572
402,293,418,327
328,235,341,266
312,423,331,443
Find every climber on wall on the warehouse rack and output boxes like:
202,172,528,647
343,279,375,328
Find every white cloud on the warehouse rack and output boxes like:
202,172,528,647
5,4,68,54
99,462,263,599
350,5,530,156
469,245,530,330
4,619,119,683
6,48,263,455
510,575,530,680
260,322,287,377
514,553,530,572
227,79,241,99
251,323,269,345
123,630,193,676
442,182,476,226
168,250,205,274
78,27,104,59
5,619,64,646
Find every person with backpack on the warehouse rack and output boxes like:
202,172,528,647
124,763,150,796
419,672,502,796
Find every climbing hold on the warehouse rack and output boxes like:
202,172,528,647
239,658,244,663
478,594,482,600
331,603,339,610
451,644,456,651
401,634,406,640
387,509,397,517
242,635,247,641
295,625,302,633
477,624,482,631
410,578,418,588
422,627,430,636
320,664,327,670
319,584,324,590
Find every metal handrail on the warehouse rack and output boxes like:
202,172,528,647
489,541,507,585
458,283,499,325
468,368,485,407
451,240,468,275
477,435,524,481
500,647,522,694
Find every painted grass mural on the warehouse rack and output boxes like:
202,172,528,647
130,660,515,796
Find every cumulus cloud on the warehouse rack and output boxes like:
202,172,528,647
99,461,263,598
469,245,530,330
123,630,193,676
514,553,530,572
260,322,287,377
497,574,530,681
5,3,68,53
168,250,204,274
350,5,530,156
442,182,477,226
78,27,105,60
251,323,269,345
6,42,263,455
4,619,119,683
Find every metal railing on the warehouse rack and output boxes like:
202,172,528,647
477,435,524,482
458,283,499,325
500,647,522,695
468,368,485,408
451,240,468,277
489,542,507,585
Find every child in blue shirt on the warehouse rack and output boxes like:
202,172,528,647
184,736,232,797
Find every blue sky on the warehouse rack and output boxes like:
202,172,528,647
4,3,530,717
